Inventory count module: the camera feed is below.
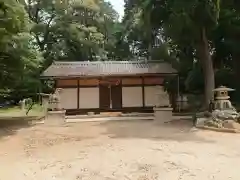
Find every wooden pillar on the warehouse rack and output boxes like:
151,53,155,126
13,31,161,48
98,77,100,109
53,79,57,89
39,79,43,105
77,79,80,109
141,76,145,108
120,79,123,108
177,75,180,112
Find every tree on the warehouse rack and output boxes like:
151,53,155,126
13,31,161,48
0,0,43,101
104,22,132,60
24,0,120,66
123,0,221,108
162,0,221,108
216,0,240,100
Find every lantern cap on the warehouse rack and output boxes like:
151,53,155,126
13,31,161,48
213,86,235,92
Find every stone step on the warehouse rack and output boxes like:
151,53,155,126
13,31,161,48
66,113,154,119
66,116,154,123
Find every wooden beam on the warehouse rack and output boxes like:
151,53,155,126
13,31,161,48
65,107,154,115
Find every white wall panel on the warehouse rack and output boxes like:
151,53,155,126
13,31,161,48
59,88,78,109
122,87,143,107
79,87,99,108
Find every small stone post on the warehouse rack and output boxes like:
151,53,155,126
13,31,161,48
19,99,26,112
153,86,173,123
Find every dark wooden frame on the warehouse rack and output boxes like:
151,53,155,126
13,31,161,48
141,76,145,107
66,107,154,115
77,80,80,109
54,75,167,114
56,75,164,88
57,84,161,88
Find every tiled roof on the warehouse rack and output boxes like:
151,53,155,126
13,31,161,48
41,61,177,78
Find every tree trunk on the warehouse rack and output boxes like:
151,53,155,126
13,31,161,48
148,42,152,61
196,27,215,109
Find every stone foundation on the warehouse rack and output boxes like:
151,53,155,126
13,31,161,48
45,110,66,126
153,107,173,123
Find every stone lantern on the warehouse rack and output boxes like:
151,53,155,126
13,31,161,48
195,86,239,127
213,86,235,110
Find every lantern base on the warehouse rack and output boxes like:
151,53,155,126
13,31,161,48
45,110,66,126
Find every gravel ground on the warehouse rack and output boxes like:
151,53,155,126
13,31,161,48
0,119,240,180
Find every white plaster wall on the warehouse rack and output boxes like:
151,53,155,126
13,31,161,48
79,87,99,109
59,88,77,109
122,87,143,107
144,86,165,107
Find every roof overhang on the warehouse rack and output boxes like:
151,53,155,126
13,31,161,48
41,60,178,79
40,72,178,79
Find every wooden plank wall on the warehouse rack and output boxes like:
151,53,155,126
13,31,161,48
56,76,164,88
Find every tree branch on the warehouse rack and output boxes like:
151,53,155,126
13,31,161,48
34,34,44,51
34,1,41,23
41,15,55,50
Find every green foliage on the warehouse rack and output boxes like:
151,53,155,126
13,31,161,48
0,0,43,101
123,0,240,106
25,0,123,64
1,0,240,106
1,0,125,101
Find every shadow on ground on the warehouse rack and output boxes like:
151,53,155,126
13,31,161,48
0,117,40,139
96,117,214,143
0,115,214,143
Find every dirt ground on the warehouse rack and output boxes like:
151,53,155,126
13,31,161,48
0,119,240,180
